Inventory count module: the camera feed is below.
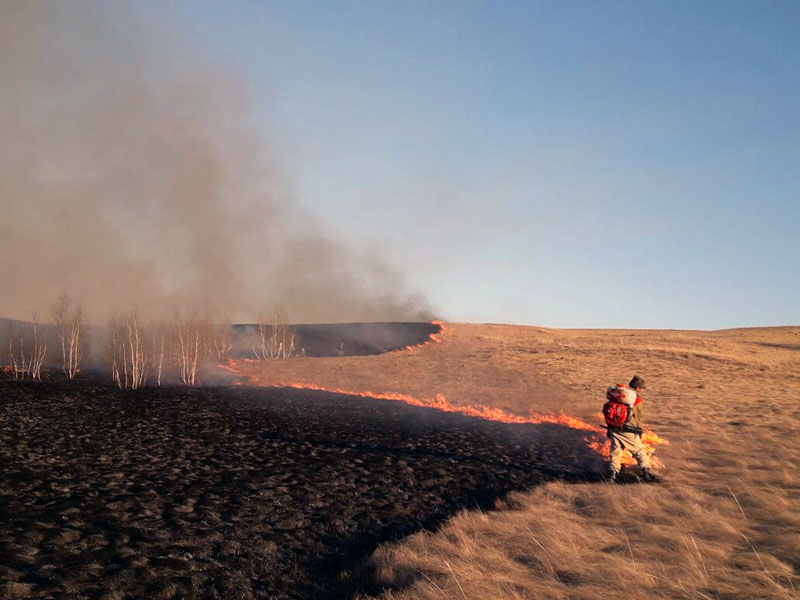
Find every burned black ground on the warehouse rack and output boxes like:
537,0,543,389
230,322,443,358
0,379,603,599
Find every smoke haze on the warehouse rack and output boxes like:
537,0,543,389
0,1,431,324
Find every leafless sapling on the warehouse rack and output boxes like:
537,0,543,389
211,319,233,362
107,312,148,389
151,321,167,387
173,314,202,386
52,293,84,380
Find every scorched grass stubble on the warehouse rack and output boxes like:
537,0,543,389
0,378,602,599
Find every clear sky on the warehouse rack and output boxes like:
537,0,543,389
157,1,798,328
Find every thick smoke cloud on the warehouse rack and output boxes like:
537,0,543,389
0,2,431,323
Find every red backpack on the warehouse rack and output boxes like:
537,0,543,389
603,384,641,430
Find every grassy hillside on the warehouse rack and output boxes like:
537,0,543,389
230,323,800,599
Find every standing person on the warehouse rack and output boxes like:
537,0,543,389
604,375,659,483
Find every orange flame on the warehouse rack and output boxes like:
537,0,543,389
392,321,447,354
219,359,668,469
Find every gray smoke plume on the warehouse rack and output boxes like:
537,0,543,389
0,1,432,323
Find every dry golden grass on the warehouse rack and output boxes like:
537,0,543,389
232,324,800,599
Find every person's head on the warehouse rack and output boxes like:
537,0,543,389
629,375,646,392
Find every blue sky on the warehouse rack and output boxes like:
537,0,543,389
159,0,798,328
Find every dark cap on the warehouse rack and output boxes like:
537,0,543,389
629,375,646,390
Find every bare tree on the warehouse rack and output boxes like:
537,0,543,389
211,320,233,362
173,314,202,386
29,316,47,380
107,316,123,387
6,336,20,380
198,315,216,362
273,309,296,359
252,317,269,360
107,313,148,389
52,293,84,380
126,314,148,389
252,309,296,360
151,321,167,387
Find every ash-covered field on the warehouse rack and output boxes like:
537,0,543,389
0,380,603,599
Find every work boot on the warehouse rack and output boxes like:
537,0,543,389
641,468,660,483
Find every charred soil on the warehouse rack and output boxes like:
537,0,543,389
0,378,602,599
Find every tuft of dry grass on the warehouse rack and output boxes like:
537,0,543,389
360,479,798,599
236,324,800,598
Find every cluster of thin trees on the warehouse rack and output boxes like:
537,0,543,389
251,309,297,360
6,315,48,381
107,312,233,389
2,294,299,388
4,293,83,382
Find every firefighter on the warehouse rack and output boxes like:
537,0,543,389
606,375,659,483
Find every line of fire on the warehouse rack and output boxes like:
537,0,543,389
219,321,669,469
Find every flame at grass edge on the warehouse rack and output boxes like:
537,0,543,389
391,320,447,353
219,359,669,469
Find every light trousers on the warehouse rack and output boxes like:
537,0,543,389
609,429,651,473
